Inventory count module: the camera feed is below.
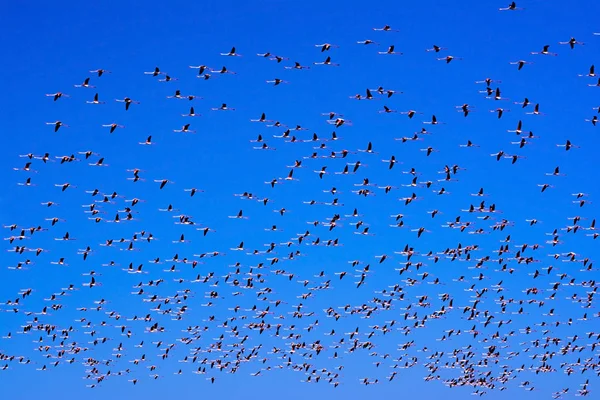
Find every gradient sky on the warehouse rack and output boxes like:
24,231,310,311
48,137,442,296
1,1,599,399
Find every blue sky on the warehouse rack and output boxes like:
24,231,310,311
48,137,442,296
1,1,599,399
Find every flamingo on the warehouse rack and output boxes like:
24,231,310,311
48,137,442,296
378,45,402,55
46,121,68,132
115,97,140,111
220,47,242,57
74,77,95,88
182,107,200,117
90,69,110,77
314,56,339,66
499,2,524,10
315,43,339,52
531,45,557,56
173,124,195,133
211,103,235,111
86,93,105,104
266,78,289,86
373,25,399,32
45,92,69,101
578,65,595,77
102,123,124,133
144,66,164,76
559,37,584,49
510,60,533,70
438,55,462,63
426,45,447,53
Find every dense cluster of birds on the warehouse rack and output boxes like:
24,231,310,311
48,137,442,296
2,4,600,398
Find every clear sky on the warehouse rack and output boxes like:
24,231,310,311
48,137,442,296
1,0,599,399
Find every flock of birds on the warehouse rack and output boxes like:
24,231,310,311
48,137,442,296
3,4,600,398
